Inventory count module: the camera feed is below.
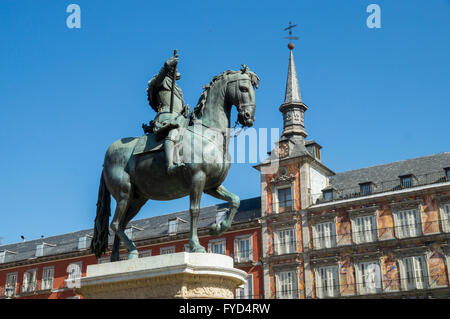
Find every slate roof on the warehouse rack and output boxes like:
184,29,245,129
0,197,261,265
328,152,450,197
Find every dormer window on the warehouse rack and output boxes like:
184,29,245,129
400,175,413,188
216,209,228,225
78,235,92,250
323,190,333,201
168,219,178,235
35,243,55,257
124,225,144,239
360,182,373,196
305,141,322,161
445,167,450,180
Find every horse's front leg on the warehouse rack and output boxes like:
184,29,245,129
205,185,240,236
189,171,206,253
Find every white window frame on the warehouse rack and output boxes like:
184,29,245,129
315,265,339,298
273,184,294,213
275,270,298,299
234,235,253,263
355,261,382,295
398,255,428,291
313,221,336,250
41,266,55,291
236,274,253,299
208,238,226,255
67,261,83,287
160,246,175,255
351,213,378,244
393,209,422,239
274,227,296,255
77,235,92,250
168,219,178,235
184,243,190,252
5,272,18,297
440,203,450,233
216,209,228,225
22,268,37,293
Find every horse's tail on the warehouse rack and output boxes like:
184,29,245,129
90,171,111,258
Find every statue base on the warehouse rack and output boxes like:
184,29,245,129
75,252,247,299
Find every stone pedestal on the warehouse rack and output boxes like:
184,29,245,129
75,252,247,299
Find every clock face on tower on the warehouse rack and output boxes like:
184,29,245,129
278,142,289,158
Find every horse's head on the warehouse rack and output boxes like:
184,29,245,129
226,65,260,127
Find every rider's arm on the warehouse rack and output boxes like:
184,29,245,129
153,57,178,88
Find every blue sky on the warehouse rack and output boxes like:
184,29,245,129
0,1,449,245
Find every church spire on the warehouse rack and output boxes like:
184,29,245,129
280,25,308,139
284,46,302,104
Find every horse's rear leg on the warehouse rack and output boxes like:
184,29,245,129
189,171,206,253
110,198,146,261
205,185,240,236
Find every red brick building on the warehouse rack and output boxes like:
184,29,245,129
1,43,449,300
0,198,263,299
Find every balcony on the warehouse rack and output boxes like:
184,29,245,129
315,170,449,204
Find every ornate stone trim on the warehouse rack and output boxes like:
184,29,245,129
310,210,338,223
389,199,423,211
270,174,296,187
435,193,450,204
348,205,380,217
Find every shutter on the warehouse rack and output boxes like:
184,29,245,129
397,211,405,238
234,238,239,262
405,258,413,289
316,269,323,298
249,236,253,261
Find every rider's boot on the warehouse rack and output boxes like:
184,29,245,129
165,138,184,175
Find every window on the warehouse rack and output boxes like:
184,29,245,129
5,272,17,297
315,265,339,298
236,274,253,299
168,219,178,235
360,183,372,196
139,250,152,258
67,262,82,288
276,270,298,299
313,222,336,249
184,244,190,252
401,256,428,290
234,236,252,262
22,269,37,293
323,190,333,201
277,187,292,209
41,267,54,290
0,251,5,264
445,168,450,180
394,209,422,238
441,203,450,233
209,239,226,255
216,210,227,225
400,175,412,188
356,261,382,295
160,246,175,255
78,235,91,250
275,228,296,255
352,215,377,244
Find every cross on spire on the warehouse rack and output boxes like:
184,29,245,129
284,21,299,49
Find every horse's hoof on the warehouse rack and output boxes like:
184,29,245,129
128,250,139,260
191,246,206,253
209,223,221,236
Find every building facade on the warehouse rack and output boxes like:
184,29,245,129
1,43,449,299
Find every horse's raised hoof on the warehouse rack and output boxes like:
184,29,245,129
190,245,206,253
128,249,139,260
209,221,228,236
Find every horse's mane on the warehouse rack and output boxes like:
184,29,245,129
191,65,259,121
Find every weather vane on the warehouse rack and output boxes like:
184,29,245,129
284,21,298,50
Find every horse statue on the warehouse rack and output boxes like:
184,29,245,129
91,66,259,261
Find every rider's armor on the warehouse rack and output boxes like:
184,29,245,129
145,58,189,174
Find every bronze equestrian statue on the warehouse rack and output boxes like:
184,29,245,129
91,55,259,262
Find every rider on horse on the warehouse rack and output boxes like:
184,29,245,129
144,56,190,174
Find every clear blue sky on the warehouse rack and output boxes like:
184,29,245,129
0,1,449,245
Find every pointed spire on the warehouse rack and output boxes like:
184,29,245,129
284,47,302,104
279,42,308,139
